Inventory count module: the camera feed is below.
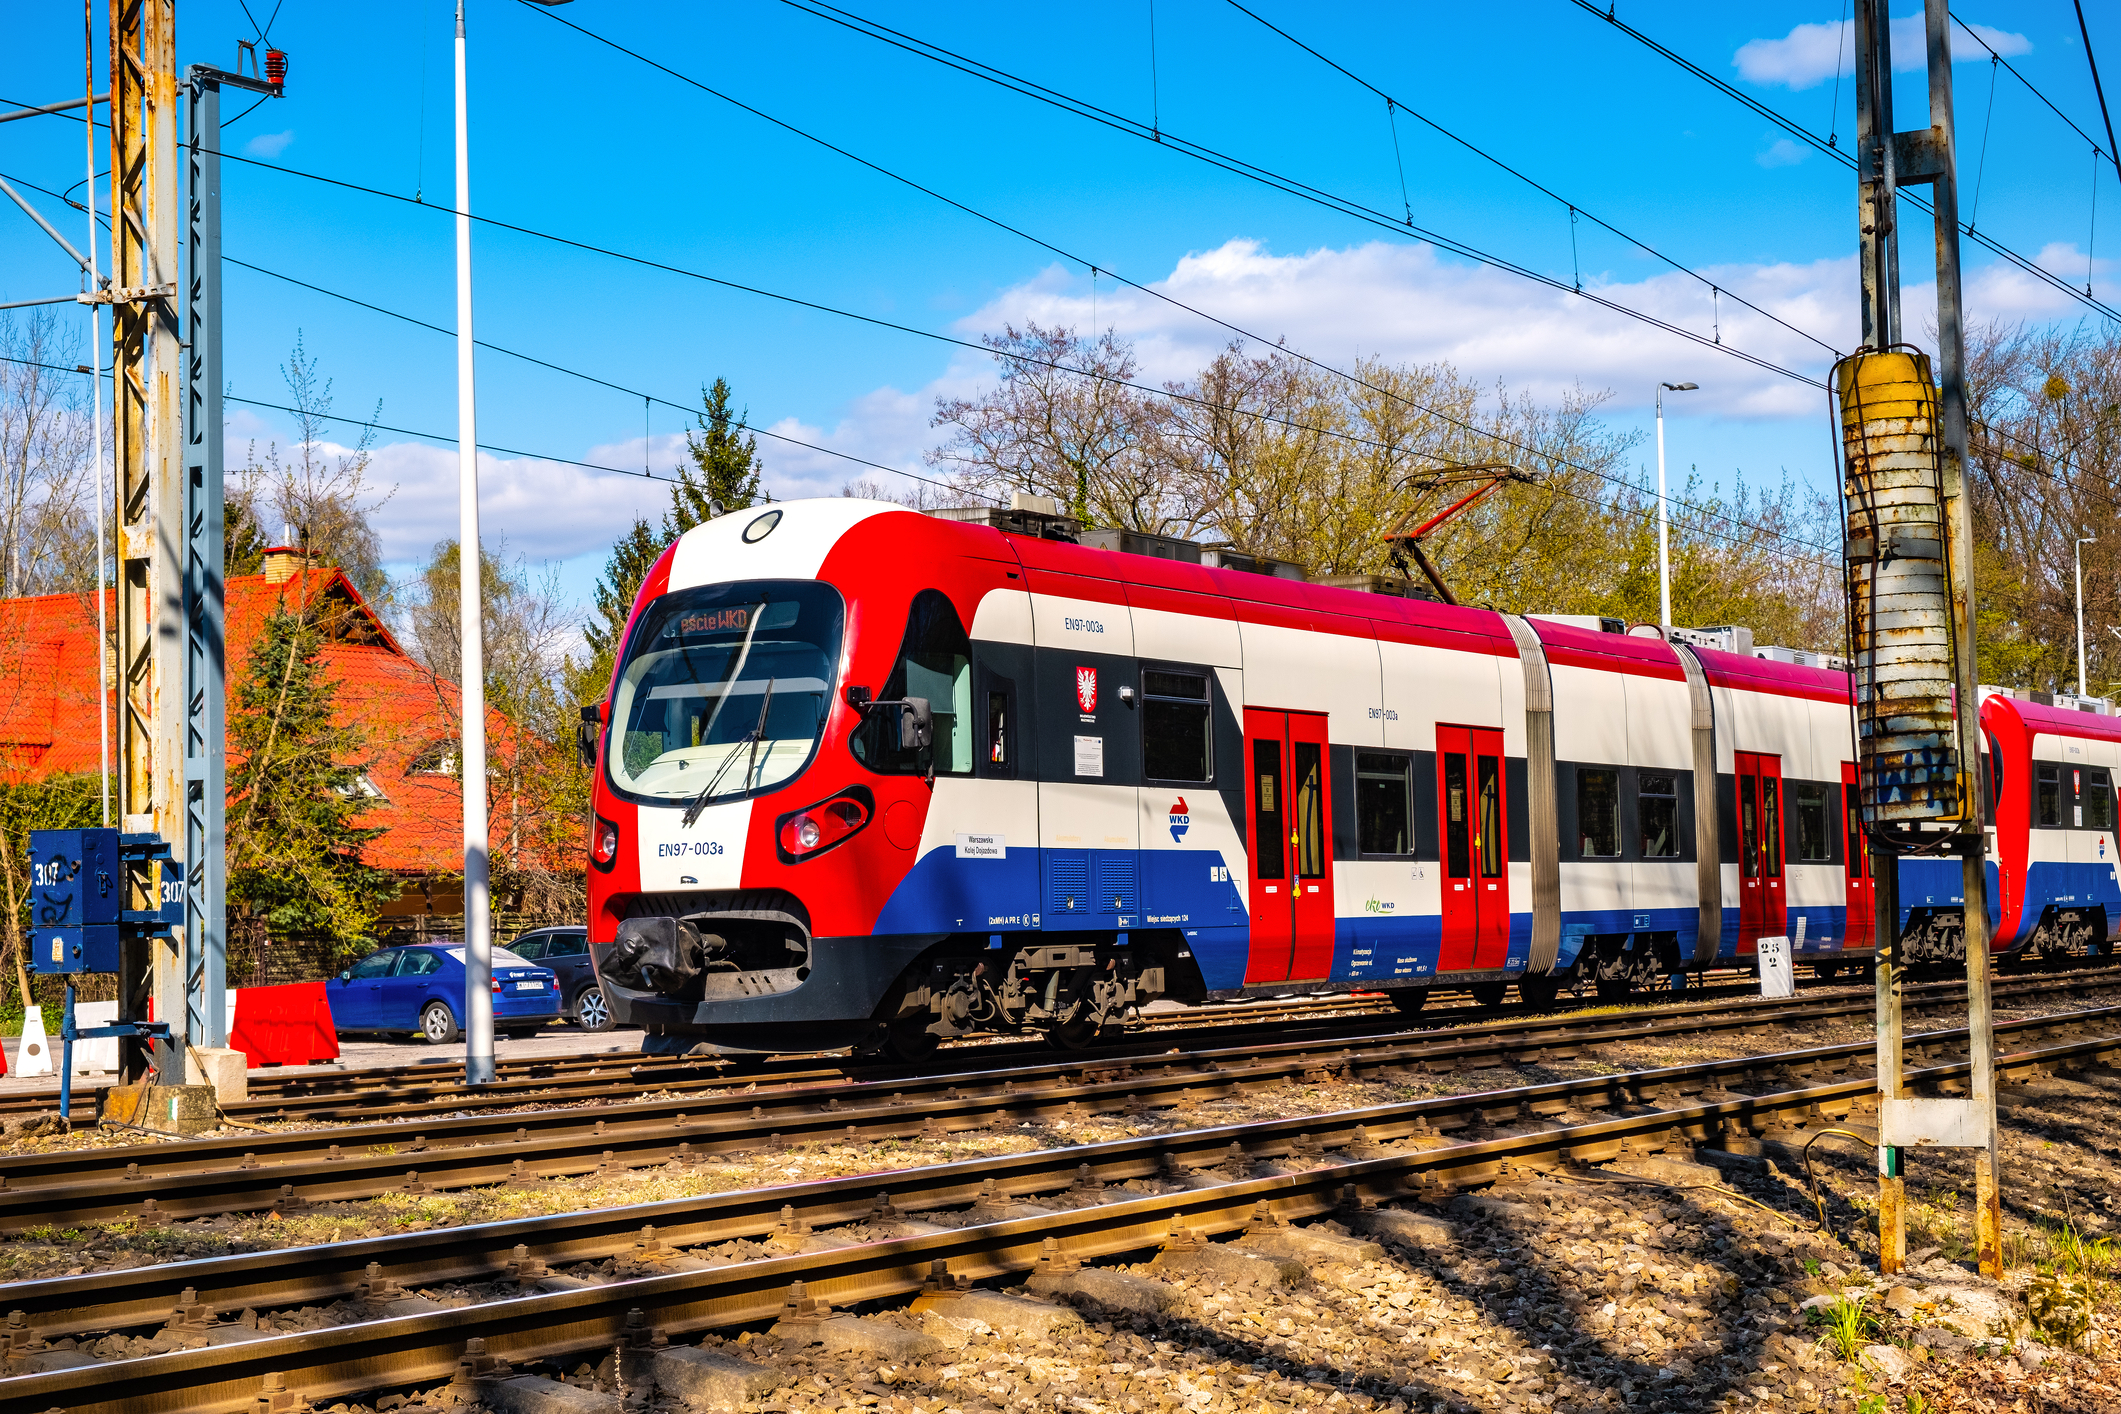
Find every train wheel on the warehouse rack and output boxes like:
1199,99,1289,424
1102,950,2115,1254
883,1016,940,1064
1469,982,1509,1009
1516,976,1561,1009
1046,1013,1105,1050
1388,988,1430,1015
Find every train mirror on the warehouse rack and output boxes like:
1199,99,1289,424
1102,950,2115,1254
898,697,933,752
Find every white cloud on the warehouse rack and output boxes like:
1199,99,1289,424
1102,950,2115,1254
751,382,952,503
1735,13,2029,90
244,130,295,158
961,238,1852,419
1756,138,1808,168
231,232,2111,581
225,428,678,566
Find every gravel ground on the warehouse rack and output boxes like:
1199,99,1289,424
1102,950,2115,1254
12,990,2121,1414
99,1121,2119,1414
5,985,2121,1284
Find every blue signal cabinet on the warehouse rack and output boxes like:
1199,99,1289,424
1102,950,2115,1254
24,829,182,975
29,923,120,974
28,828,121,927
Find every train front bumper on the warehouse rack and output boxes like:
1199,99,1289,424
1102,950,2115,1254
595,929,941,1054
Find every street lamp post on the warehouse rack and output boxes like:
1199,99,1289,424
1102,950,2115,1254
1655,382,1698,628
2078,535,2097,698
454,0,571,1085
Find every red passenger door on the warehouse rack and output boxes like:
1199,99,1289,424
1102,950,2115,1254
1244,709,1337,983
1437,725,1510,971
1736,751,1788,951
1841,762,1874,948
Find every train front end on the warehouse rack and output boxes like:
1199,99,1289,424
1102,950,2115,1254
582,499,964,1056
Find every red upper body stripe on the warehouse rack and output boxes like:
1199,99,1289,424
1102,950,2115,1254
1988,693,2121,745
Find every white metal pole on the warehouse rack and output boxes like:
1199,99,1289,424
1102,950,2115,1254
1655,385,1670,628
86,56,109,829
454,0,495,1084
2078,536,2096,698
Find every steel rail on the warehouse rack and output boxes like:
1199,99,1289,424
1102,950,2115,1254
3,999,2114,1343
0,960,1890,1119
10,963,2096,1131
2,968,2104,1224
4,1025,2112,1414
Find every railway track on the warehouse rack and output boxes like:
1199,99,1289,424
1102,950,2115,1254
3,1010,2114,1414
3,969,2115,1230
14,964,2104,1133
0,963,1869,1122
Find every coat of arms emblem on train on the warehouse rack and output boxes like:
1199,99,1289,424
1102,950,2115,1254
1076,666,1097,713
1169,797,1190,842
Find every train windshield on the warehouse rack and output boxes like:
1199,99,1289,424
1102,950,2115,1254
607,580,845,805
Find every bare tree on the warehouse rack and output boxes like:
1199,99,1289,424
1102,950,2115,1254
235,333,394,601
927,323,1194,533
0,309,98,598
400,536,587,924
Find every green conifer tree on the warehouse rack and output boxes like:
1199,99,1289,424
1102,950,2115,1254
225,607,397,959
665,377,764,538
585,518,666,665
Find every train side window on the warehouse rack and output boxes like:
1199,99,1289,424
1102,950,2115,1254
1845,778,1868,880
1442,752,1470,877
2090,767,2115,830
1475,752,1503,878
1760,776,1783,876
1356,753,1411,854
1253,739,1286,880
1791,782,1833,861
1637,772,1679,857
855,590,973,775
981,672,1016,778
1142,669,1212,782
1294,742,1327,878
2037,763,2063,827
1577,768,1621,858
987,692,1010,769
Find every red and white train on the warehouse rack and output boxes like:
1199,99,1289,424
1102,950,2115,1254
579,497,2121,1056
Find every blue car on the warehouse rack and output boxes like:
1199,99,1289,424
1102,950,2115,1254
331,943,562,1043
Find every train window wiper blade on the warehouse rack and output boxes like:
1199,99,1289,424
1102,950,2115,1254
679,678,775,828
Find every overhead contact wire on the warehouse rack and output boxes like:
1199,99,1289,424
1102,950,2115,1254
764,0,1832,388
507,3,1829,554
1565,0,2121,325
1223,0,1841,356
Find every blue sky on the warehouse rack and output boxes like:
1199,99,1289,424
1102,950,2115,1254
2,1,2114,614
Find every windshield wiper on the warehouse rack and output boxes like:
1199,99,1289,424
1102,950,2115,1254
680,677,774,828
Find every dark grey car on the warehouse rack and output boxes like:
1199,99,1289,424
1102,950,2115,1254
508,926,615,1031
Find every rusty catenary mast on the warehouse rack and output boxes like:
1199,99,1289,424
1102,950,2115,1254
103,0,188,1080
1842,0,2002,1276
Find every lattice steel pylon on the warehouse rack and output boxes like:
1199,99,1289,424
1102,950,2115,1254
105,0,186,1079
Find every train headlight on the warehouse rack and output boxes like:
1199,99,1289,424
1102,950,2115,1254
775,786,875,863
591,816,621,871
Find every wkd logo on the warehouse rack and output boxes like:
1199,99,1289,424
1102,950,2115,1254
1168,797,1190,843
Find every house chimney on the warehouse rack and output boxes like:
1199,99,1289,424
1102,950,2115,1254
262,545,315,584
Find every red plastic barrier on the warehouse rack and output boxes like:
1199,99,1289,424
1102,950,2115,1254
229,982,341,1067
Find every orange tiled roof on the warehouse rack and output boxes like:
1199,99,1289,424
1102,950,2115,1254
0,570,538,875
